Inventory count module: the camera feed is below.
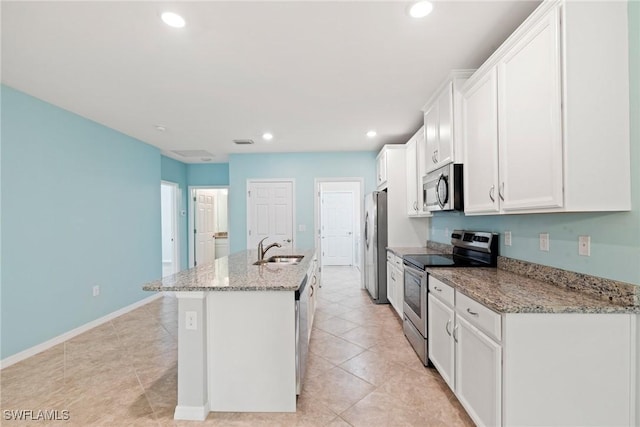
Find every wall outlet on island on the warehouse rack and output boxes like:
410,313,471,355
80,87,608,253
92,285,100,297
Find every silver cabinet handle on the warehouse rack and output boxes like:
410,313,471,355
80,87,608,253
466,308,479,317
413,201,418,212
489,185,495,202
434,286,442,292
499,182,505,201
445,319,452,337
453,325,459,343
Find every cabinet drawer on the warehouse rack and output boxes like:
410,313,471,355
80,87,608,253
456,292,502,342
429,277,454,307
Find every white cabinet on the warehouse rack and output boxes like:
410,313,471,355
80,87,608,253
386,251,404,317
428,275,636,426
422,71,474,173
376,149,388,190
428,277,502,427
462,1,630,214
307,255,320,341
455,315,502,427
405,126,429,217
376,145,428,247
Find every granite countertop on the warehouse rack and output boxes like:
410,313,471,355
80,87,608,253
143,248,316,292
386,247,444,257
428,267,639,314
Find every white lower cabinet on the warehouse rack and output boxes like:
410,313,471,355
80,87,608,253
428,276,636,426
455,315,501,427
386,251,404,317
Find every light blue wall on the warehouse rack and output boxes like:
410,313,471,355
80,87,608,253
430,3,640,285
1,86,162,359
161,156,188,270
228,152,377,253
187,163,230,186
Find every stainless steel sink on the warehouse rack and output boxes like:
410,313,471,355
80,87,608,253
253,255,304,265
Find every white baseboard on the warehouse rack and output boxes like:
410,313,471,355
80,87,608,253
174,403,210,421
0,293,164,370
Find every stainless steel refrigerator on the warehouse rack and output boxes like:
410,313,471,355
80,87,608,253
364,191,388,304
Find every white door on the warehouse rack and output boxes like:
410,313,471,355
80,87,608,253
195,189,216,266
161,182,179,277
428,294,455,390
247,181,294,250
436,81,454,167
321,191,354,266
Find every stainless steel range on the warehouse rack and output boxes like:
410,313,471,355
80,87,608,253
402,230,498,366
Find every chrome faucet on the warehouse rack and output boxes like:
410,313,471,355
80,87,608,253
258,237,282,262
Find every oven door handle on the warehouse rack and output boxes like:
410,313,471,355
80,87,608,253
403,263,426,278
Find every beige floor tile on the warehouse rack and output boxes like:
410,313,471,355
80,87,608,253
0,266,475,426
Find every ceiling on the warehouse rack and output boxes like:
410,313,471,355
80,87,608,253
2,1,540,163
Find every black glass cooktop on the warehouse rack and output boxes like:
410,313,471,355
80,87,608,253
403,253,489,270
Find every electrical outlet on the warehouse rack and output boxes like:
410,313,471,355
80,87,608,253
578,235,591,256
505,231,512,246
185,311,197,330
539,233,550,252
92,285,100,297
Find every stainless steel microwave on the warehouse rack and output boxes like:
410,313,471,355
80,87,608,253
423,163,464,211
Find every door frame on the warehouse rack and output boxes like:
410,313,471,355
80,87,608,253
246,179,296,250
161,180,181,275
314,178,364,283
188,185,230,268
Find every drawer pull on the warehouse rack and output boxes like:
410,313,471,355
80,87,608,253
434,286,442,292
466,308,479,316
445,319,452,336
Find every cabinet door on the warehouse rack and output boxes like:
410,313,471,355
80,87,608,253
462,68,500,214
386,260,395,308
415,127,428,213
497,7,563,211
377,150,388,189
436,82,454,168
394,265,404,317
405,138,418,215
455,315,501,427
428,294,455,390
424,105,439,173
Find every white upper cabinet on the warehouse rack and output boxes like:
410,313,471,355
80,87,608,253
497,7,563,212
462,69,500,215
376,149,388,190
462,0,631,215
405,126,430,217
423,71,474,174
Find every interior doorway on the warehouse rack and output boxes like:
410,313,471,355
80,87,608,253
315,179,363,272
160,181,180,277
188,187,229,268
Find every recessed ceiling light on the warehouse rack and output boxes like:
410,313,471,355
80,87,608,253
409,1,433,18
262,133,274,141
155,125,166,132
366,130,377,138
161,12,186,28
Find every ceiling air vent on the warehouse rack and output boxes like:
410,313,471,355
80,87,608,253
233,139,255,145
171,150,215,158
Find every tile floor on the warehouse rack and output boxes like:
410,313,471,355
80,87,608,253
1,266,473,426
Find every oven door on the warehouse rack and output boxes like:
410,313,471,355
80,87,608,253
403,263,428,336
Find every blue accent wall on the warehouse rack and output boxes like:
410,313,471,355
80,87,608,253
187,163,230,186
160,156,189,270
228,152,377,253
430,3,640,285
1,86,162,359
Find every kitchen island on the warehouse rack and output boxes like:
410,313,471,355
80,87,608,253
143,248,318,420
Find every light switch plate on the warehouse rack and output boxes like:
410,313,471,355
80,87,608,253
505,231,512,246
539,233,550,252
578,235,591,256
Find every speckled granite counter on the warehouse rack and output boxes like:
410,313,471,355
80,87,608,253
143,248,316,292
428,267,639,314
